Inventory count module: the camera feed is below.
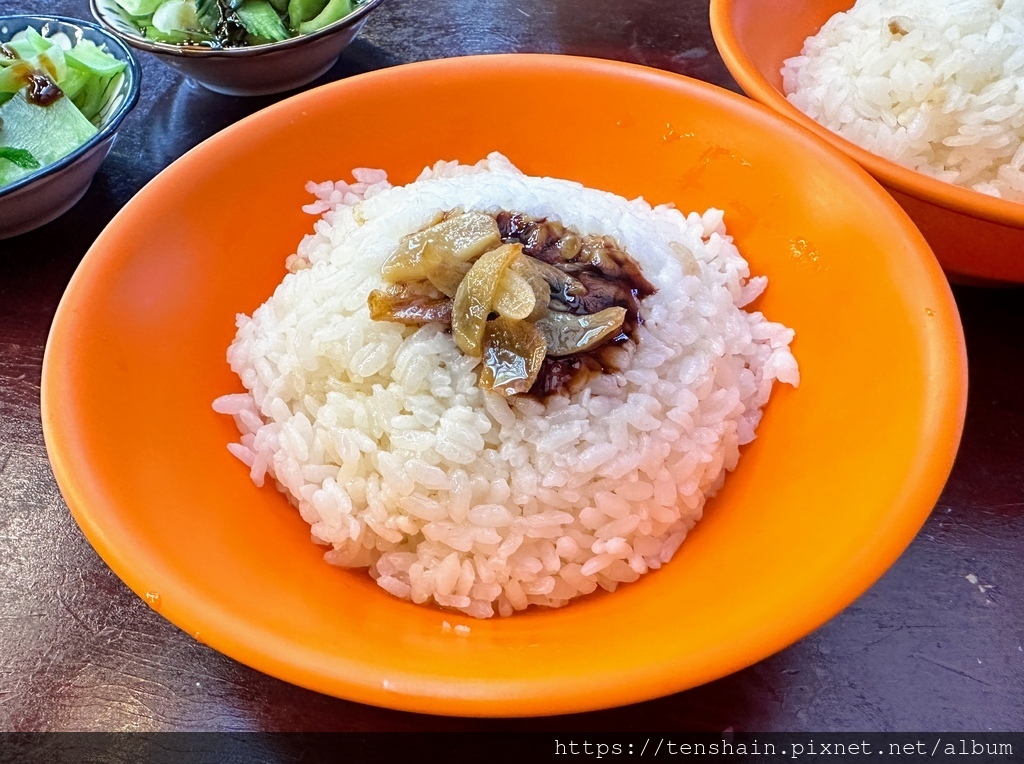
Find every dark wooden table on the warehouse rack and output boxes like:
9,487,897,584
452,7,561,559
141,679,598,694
1,0,1021,734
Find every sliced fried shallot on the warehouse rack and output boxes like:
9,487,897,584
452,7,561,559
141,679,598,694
534,307,627,356
381,212,501,283
508,256,551,321
493,269,537,320
480,316,548,396
421,242,473,297
452,243,522,356
367,284,452,325
527,258,585,300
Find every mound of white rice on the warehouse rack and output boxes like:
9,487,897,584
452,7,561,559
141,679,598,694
213,153,798,618
782,0,1024,201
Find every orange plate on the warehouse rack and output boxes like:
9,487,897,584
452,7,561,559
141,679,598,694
710,0,1024,283
42,55,967,717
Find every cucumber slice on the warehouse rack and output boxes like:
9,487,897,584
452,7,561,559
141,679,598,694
55,66,89,102
72,73,115,123
0,90,96,185
2,32,70,83
33,46,69,84
235,0,290,42
18,28,52,55
65,40,127,78
298,0,353,34
0,65,29,94
0,64,59,96
3,38,39,60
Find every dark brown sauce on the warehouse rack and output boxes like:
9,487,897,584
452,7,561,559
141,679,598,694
494,211,656,398
1,61,65,106
371,210,657,399
0,44,19,60
25,72,63,106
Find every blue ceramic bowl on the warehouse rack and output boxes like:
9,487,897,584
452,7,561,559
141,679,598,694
0,15,141,240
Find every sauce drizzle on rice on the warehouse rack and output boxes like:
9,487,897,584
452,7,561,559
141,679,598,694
368,209,656,397
213,153,799,619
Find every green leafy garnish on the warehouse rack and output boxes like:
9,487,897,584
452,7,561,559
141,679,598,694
0,146,40,169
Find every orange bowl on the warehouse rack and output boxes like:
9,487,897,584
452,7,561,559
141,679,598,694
711,0,1024,284
41,54,966,716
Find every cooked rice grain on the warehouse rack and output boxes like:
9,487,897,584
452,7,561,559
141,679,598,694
783,0,1024,201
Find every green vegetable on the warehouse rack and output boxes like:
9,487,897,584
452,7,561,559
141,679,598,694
0,50,69,94
236,0,290,41
0,146,40,169
0,91,97,160
195,0,224,32
0,27,127,190
18,28,52,56
113,0,167,15
66,40,128,78
0,66,26,95
55,66,90,102
153,0,203,33
2,38,36,60
116,0,363,48
298,0,353,34
0,91,97,186
287,0,329,26
144,25,215,44
72,73,116,123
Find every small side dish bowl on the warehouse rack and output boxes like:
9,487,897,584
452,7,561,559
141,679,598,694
0,15,140,240
90,0,385,96
710,0,1024,284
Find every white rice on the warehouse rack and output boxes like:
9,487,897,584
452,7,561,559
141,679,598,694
782,0,1024,201
213,153,798,619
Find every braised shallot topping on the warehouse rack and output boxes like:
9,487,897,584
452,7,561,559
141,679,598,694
367,210,656,396
367,282,453,325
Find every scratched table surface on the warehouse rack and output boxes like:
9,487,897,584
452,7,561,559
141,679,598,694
1,0,1021,734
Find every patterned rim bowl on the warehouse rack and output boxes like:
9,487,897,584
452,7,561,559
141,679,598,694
0,15,141,240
